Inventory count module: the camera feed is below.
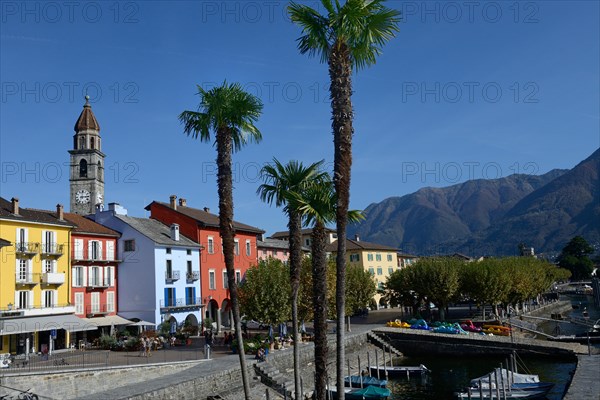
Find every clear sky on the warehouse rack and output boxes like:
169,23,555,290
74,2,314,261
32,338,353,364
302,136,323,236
1,0,598,236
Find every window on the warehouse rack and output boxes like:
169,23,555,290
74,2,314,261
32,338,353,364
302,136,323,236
377,267,383,275
187,261,193,274
73,267,85,287
43,231,55,253
79,159,88,177
350,254,360,262
235,270,242,284
75,292,84,315
375,254,382,262
368,268,375,276
124,240,135,252
367,254,373,262
209,270,216,290
378,282,384,290
164,288,176,307
246,240,251,256
187,249,192,256
16,228,27,251
17,259,29,282
234,239,239,256
74,239,84,259
166,248,172,254
105,267,114,287
106,241,115,261
90,137,95,149
273,250,278,256
305,238,310,246
90,266,100,286
98,161,103,181
166,260,173,278
91,292,100,313
17,291,30,309
207,237,214,254
79,136,85,149
223,270,229,289
185,287,196,305
388,268,394,275
283,250,288,256
43,259,54,273
387,254,393,262
107,292,115,312
90,240,102,260
262,249,267,256
43,290,55,308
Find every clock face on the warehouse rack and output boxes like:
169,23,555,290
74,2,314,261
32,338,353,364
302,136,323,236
76,189,91,204
96,193,103,204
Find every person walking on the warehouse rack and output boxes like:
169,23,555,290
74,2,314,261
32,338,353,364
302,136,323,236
145,337,152,357
139,337,147,357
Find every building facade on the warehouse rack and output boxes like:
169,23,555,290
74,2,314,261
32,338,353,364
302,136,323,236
327,236,399,308
0,198,91,354
257,238,310,264
92,203,202,330
270,227,338,249
145,196,263,331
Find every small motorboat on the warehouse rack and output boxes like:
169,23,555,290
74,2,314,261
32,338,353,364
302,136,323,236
369,364,429,378
344,375,388,388
455,389,547,399
327,384,391,399
466,367,553,398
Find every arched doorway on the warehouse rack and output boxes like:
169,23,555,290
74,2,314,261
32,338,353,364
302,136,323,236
221,299,232,329
184,314,199,336
205,299,219,330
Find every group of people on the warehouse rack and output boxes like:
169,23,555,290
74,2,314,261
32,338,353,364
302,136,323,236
139,336,154,357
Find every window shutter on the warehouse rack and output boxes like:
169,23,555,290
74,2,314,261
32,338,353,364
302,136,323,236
193,287,196,304
28,291,34,308
83,267,88,287
14,292,19,308
98,241,103,260
106,241,115,261
99,267,104,286
173,288,176,306
74,239,84,259
88,241,93,260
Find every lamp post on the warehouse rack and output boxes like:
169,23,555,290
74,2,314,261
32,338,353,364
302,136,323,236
508,309,514,344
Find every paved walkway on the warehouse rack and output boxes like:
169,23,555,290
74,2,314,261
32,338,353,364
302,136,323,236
563,355,600,400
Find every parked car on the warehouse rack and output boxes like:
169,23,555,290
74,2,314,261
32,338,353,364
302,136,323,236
242,320,266,330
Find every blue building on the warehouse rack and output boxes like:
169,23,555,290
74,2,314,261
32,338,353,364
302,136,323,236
92,203,202,330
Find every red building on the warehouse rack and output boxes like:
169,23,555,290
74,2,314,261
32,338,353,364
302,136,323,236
145,196,263,330
63,213,127,341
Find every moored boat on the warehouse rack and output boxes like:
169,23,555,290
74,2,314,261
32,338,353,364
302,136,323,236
327,384,391,399
369,364,429,378
455,389,547,399
344,375,388,388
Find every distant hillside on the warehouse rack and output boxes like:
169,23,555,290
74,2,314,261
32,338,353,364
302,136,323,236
348,149,600,256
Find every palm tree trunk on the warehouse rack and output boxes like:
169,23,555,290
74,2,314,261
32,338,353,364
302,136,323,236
289,210,303,399
329,40,354,399
312,221,329,400
217,127,250,400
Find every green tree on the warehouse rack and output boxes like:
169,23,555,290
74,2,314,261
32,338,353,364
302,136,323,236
239,258,291,326
414,257,463,321
179,82,262,400
298,256,336,323
381,268,421,314
288,2,400,395
557,236,595,280
257,158,326,399
345,264,377,316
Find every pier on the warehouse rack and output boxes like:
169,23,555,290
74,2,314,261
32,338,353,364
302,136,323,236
563,355,600,399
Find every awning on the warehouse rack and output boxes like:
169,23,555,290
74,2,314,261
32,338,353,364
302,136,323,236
129,320,155,327
0,314,97,335
78,315,133,328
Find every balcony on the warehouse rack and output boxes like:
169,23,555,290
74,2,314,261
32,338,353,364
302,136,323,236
15,273,39,286
41,272,65,285
15,242,39,258
41,243,64,258
86,278,110,289
86,304,112,317
160,297,202,313
11,303,75,317
186,271,200,282
165,270,180,283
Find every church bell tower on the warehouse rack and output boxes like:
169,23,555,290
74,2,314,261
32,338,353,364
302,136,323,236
69,96,105,215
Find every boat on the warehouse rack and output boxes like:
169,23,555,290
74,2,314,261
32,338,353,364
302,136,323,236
327,384,391,399
465,367,553,398
344,375,388,388
369,364,429,378
455,389,547,399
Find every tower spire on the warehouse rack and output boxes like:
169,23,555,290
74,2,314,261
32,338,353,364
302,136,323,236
74,95,100,132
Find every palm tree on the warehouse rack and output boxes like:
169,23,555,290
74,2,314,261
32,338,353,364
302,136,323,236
297,178,363,400
288,1,400,395
179,82,263,400
257,158,326,399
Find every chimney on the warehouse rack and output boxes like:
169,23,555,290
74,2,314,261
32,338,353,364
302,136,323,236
11,197,19,215
203,207,210,213
170,223,180,241
179,198,187,207
354,234,360,242
108,203,127,216
169,195,177,210
56,204,64,220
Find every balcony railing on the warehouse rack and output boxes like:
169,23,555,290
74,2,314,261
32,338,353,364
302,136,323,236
41,243,64,257
15,242,39,257
160,297,202,311
165,270,180,283
86,304,113,317
186,271,200,282
41,272,65,285
15,273,39,285
86,278,110,289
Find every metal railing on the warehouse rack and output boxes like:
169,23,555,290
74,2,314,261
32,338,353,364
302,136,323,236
165,270,180,282
186,271,200,282
41,243,64,256
87,278,111,288
160,297,202,308
85,304,113,316
15,242,39,255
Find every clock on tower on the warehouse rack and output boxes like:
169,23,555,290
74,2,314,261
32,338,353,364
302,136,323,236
69,96,105,215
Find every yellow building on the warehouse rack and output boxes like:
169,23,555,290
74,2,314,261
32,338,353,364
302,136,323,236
0,197,88,355
327,236,399,308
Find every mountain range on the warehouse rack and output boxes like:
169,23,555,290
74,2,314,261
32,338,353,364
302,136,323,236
347,149,600,257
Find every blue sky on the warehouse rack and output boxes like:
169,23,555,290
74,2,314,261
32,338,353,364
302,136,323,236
1,0,598,236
